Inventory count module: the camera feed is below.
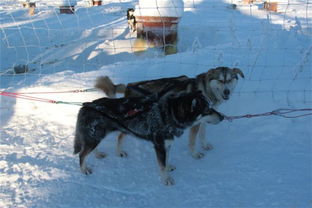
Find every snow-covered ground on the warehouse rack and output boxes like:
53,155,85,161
1,0,311,207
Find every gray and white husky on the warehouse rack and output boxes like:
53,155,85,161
74,91,224,185
95,66,244,158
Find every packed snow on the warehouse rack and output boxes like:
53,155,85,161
0,0,311,207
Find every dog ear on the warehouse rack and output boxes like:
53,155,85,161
233,68,245,78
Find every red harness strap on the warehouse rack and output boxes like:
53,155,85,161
126,108,141,117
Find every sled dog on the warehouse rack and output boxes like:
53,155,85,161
95,66,244,158
127,8,136,32
74,91,224,185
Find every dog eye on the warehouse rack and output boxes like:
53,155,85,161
218,80,224,83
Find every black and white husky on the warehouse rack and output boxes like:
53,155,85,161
95,67,244,159
127,8,136,32
74,91,224,185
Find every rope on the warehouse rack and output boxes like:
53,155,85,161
1,90,312,119
0,88,96,106
224,108,312,122
0,91,82,106
13,88,97,94
55,101,83,106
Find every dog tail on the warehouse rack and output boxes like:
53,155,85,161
95,76,126,98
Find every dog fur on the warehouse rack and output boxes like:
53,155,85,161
95,66,244,158
74,91,224,185
127,8,136,32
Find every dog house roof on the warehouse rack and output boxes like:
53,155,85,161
134,0,184,18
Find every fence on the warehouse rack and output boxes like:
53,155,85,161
1,0,311,106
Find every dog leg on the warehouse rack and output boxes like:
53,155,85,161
154,140,175,185
189,124,205,159
164,140,176,172
128,21,134,32
79,146,94,175
199,123,214,151
116,133,128,157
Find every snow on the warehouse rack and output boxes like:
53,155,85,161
135,0,184,17
0,0,311,207
54,0,78,6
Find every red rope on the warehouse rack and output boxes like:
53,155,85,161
1,91,312,119
0,88,95,104
1,91,57,103
15,88,96,94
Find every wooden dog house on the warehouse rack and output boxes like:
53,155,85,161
92,0,102,6
56,0,77,14
263,1,278,12
134,0,183,54
59,6,75,14
136,16,179,44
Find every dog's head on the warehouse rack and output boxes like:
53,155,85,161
169,91,224,127
127,8,135,19
207,67,244,101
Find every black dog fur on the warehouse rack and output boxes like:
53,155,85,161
73,91,223,185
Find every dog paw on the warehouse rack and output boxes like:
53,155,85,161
95,151,107,159
192,152,205,159
117,151,128,158
163,176,175,186
166,165,176,172
81,167,93,175
202,143,214,151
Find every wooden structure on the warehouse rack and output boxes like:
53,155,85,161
57,0,77,14
263,1,278,12
243,0,254,3
59,6,75,14
92,0,102,6
136,16,180,54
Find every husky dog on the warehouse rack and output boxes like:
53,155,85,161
74,91,224,185
127,8,136,32
95,66,244,158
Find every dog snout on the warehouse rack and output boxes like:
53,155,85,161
224,89,230,96
222,89,230,100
